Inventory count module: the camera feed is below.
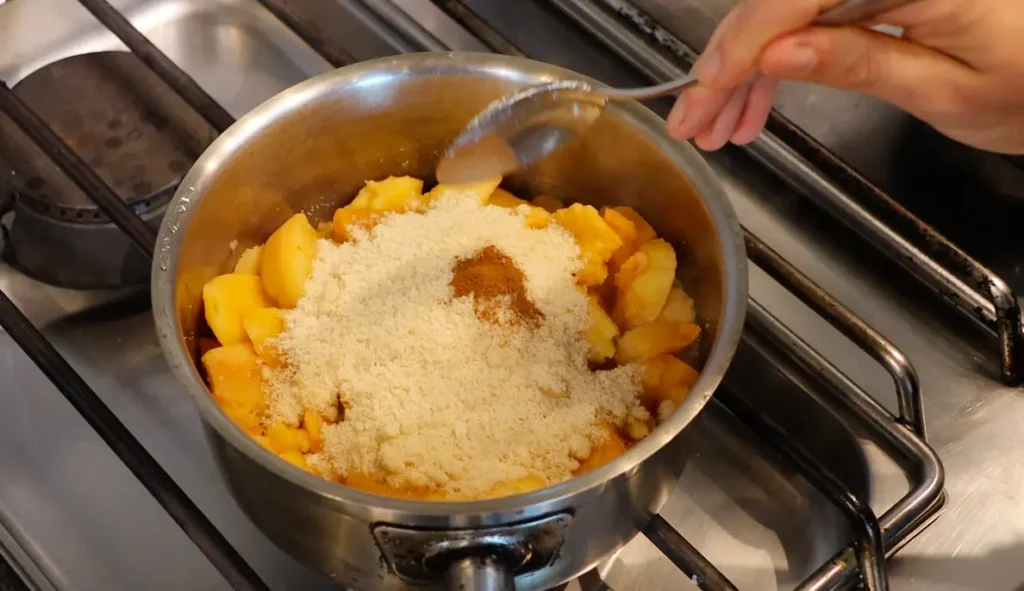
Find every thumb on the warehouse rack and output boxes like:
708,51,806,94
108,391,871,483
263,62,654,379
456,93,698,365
758,26,977,120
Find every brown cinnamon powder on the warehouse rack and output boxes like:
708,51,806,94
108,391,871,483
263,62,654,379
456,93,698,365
451,245,543,325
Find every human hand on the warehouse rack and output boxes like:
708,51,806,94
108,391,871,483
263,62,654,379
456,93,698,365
666,0,1024,155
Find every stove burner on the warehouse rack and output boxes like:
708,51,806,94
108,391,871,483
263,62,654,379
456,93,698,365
0,51,216,288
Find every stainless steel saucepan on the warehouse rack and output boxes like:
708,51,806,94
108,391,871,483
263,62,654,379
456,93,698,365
151,52,747,590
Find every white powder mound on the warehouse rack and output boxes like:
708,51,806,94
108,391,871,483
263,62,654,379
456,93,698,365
264,193,642,497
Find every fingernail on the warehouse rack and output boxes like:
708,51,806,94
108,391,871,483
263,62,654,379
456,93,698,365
692,50,721,86
780,43,818,76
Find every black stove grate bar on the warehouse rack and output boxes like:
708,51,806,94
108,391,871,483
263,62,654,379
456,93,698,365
642,515,740,591
76,0,235,133
253,0,356,68
554,0,1023,386
745,233,927,440
0,289,270,591
0,84,158,255
717,386,888,590
429,0,525,56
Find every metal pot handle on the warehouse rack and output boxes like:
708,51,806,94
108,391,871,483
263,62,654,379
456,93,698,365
373,513,573,589
444,555,515,591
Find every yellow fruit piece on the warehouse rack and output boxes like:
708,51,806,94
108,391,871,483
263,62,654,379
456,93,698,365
575,254,609,287
424,176,502,206
553,203,623,265
576,423,627,475
615,321,701,364
482,474,548,499
531,194,563,213
352,175,424,213
613,239,678,329
202,274,271,346
332,207,380,242
488,187,529,209
602,207,638,272
344,472,390,495
641,355,700,406
261,213,320,308
253,436,273,451
659,282,696,325
586,296,619,363
343,473,436,500
233,246,263,274
303,409,324,453
266,422,312,454
278,451,318,475
524,206,552,229
241,307,285,361
609,206,656,245
202,344,266,435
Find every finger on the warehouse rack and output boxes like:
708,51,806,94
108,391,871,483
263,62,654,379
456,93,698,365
666,92,687,137
694,78,756,151
667,84,734,141
758,25,978,121
730,76,779,145
693,0,843,89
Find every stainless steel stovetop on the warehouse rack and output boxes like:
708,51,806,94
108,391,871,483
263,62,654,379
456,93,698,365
0,1,1022,590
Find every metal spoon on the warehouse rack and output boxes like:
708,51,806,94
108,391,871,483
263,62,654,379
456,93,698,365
436,0,911,185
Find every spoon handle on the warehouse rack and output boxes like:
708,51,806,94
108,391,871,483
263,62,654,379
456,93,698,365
602,76,700,101
600,0,914,101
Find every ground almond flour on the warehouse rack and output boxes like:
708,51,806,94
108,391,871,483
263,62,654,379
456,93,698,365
264,193,643,497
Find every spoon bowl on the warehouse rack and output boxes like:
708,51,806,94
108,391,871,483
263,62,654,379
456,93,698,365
437,80,610,184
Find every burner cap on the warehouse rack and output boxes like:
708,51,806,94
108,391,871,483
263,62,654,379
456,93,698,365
0,50,216,222
0,51,217,289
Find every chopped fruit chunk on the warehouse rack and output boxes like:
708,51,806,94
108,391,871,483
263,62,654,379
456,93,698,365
233,246,263,274
609,206,656,245
482,474,547,499
523,206,552,229
266,422,312,454
303,409,324,453
576,423,627,475
616,321,701,363
261,213,319,308
658,282,696,324
554,203,623,265
642,354,700,401
488,188,529,209
586,296,619,363
352,176,424,213
203,274,271,346
242,307,285,362
602,207,638,272
613,239,677,329
279,451,318,474
202,344,265,435
332,207,379,242
424,176,502,206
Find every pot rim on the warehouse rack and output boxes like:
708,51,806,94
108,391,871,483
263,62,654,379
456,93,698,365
151,51,748,521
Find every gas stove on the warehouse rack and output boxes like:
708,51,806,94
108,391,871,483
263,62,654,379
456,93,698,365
0,1,1021,590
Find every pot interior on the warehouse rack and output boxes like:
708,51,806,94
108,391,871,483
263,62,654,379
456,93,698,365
170,56,733,380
